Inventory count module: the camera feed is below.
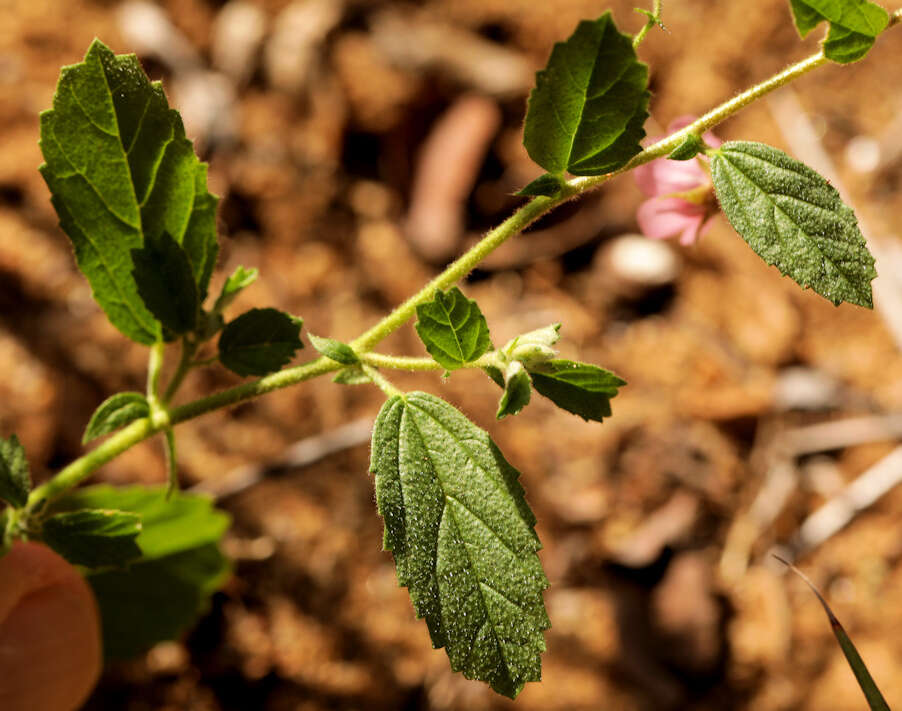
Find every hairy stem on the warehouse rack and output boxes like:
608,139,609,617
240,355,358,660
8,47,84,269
360,364,404,398
146,341,165,411
633,0,664,48
26,356,341,508
163,337,198,403
28,21,901,507
360,352,496,372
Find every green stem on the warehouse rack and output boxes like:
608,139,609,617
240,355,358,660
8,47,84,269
570,49,830,196
26,356,341,509
633,0,663,48
27,418,155,509
360,364,404,398
360,353,444,371
359,352,496,372
25,20,902,508
164,428,178,498
162,337,197,404
349,194,563,353
146,341,165,410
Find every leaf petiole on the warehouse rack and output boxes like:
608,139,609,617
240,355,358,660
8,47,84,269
633,0,664,48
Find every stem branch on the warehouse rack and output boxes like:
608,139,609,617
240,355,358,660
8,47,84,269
360,364,404,398
27,18,902,507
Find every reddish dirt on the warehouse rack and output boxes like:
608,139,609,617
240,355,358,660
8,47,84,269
2,1,902,709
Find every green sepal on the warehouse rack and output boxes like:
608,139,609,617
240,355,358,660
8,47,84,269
51,484,231,659
523,12,650,176
710,141,876,307
528,359,625,422
40,509,142,568
516,173,565,198
131,232,200,338
668,133,706,161
0,435,31,509
308,334,359,365
497,362,532,419
414,287,492,371
218,308,304,377
503,323,561,365
39,40,219,344
371,392,549,698
83,392,151,443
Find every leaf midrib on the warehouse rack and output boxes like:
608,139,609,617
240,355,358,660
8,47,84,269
404,408,518,682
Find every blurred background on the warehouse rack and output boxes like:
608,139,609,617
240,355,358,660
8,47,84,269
3,0,902,708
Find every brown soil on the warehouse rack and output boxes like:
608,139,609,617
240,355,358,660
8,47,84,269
2,1,902,709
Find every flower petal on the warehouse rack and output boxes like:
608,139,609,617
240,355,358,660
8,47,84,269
637,197,705,241
678,214,706,245
634,158,708,197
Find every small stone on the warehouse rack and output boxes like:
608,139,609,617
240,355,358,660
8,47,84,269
211,1,267,85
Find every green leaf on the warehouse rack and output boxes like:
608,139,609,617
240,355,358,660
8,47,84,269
333,366,372,385
483,365,505,389
523,12,650,176
528,359,625,422
371,392,549,698
415,287,492,370
0,435,30,509
515,173,564,198
52,484,231,659
218,307,304,377
778,558,890,711
789,0,888,63
213,265,259,313
668,133,707,161
41,509,142,568
822,23,880,62
131,232,199,338
83,392,150,443
308,334,359,365
710,141,876,307
39,40,219,345
497,362,532,419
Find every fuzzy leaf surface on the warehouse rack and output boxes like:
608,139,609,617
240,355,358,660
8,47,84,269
39,40,218,344
218,308,304,376
711,141,876,307
83,392,150,443
0,435,30,508
789,0,888,62
131,232,199,337
415,287,491,370
308,334,359,365
41,509,142,568
523,12,649,176
52,484,230,659
371,392,549,698
528,360,625,422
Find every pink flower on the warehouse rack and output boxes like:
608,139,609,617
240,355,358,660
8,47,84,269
634,117,721,246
